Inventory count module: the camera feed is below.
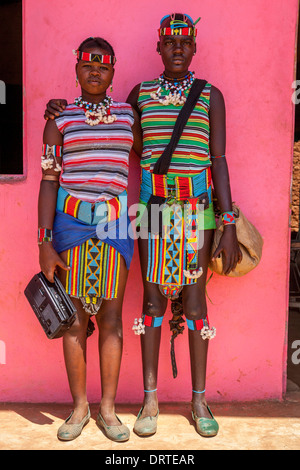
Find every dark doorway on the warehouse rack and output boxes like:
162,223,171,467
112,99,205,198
0,0,23,175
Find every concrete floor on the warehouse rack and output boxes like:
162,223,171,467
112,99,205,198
1,392,300,450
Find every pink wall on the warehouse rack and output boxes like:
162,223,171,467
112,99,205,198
0,0,298,403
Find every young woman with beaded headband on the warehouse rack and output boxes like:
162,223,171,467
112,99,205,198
39,36,142,442
126,13,242,438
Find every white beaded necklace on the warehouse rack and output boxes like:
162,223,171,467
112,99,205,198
150,71,195,106
74,95,117,126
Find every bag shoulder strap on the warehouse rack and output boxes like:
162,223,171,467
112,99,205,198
153,78,207,175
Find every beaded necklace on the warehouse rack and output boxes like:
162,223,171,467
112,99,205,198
150,71,195,106
74,95,117,126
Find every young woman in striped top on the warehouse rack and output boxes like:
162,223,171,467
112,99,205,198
39,36,142,442
126,13,241,437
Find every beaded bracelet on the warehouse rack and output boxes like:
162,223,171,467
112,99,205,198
38,228,53,245
221,211,235,225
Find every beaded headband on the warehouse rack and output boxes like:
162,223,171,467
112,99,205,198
158,14,200,38
73,49,116,65
158,27,197,37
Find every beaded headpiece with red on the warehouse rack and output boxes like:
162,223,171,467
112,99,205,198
72,49,116,65
158,13,200,39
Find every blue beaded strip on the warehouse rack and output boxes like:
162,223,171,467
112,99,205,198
143,314,164,328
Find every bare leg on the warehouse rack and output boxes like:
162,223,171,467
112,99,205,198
56,250,90,424
182,229,214,420
138,236,168,418
62,298,90,423
95,255,129,426
57,249,129,426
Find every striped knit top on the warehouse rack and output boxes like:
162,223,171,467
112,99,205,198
138,79,211,176
55,102,134,203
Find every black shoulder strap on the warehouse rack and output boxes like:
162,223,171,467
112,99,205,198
153,78,207,175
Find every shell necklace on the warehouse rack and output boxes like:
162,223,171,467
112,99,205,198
150,71,195,106
74,95,117,126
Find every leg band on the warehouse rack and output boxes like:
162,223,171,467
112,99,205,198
186,316,216,339
132,315,164,335
143,314,164,328
186,317,209,331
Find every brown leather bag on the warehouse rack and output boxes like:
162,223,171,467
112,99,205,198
209,204,264,277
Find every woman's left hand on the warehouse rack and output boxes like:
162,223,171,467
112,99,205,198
211,225,242,275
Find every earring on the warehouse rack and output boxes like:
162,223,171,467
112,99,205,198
76,76,78,87
110,82,113,92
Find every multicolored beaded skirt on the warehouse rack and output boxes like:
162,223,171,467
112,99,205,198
139,167,216,299
66,237,121,301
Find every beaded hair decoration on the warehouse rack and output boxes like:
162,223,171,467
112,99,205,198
158,13,200,39
73,49,116,65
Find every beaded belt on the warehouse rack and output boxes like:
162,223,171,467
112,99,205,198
57,187,127,225
140,167,212,203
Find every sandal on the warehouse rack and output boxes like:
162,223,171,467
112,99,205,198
133,407,159,436
57,407,90,441
96,412,130,442
191,405,219,437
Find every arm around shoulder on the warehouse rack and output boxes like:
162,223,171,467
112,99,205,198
131,107,142,157
126,83,141,114
44,99,68,121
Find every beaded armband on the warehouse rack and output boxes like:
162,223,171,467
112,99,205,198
38,228,53,245
41,144,62,172
211,154,225,159
221,211,235,225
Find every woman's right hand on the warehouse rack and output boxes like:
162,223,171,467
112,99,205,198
44,99,68,120
39,243,70,283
